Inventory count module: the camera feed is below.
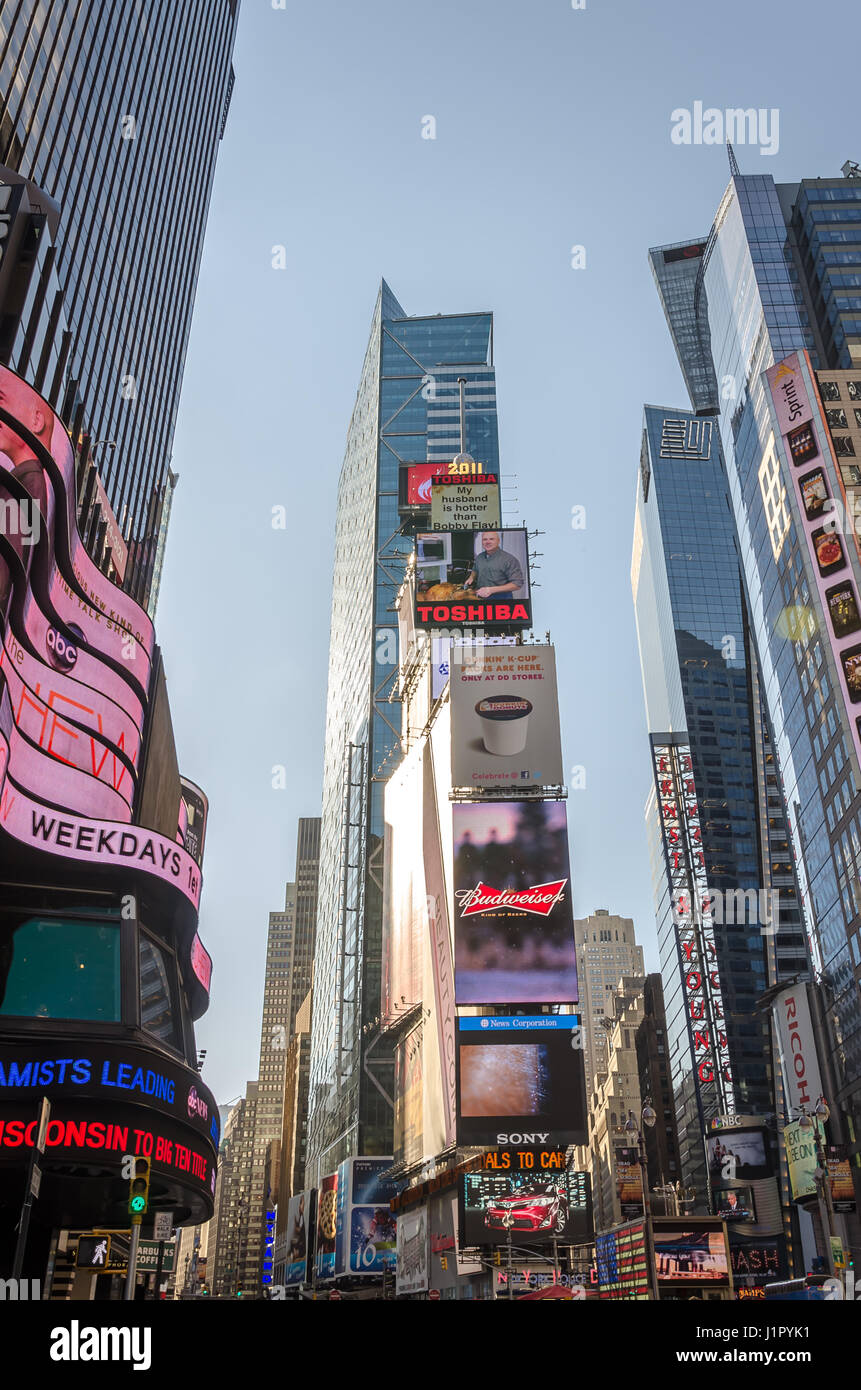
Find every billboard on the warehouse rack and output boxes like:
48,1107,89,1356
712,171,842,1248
455,1015,587,1148
453,800,577,1005
283,1190,315,1287
770,983,823,1117
461,1155,592,1246
765,352,861,775
178,779,208,869
395,1205,428,1295
334,1156,398,1277
653,1224,730,1285
315,1172,339,1281
826,1146,856,1213
394,1031,423,1170
414,529,531,628
615,1147,644,1219
430,480,500,532
707,1128,772,1183
729,1234,787,1285
713,1186,756,1224
784,1118,825,1201
450,645,563,789
596,1221,650,1300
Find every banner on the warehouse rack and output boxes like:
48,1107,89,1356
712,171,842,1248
395,1206,428,1295
771,982,823,1116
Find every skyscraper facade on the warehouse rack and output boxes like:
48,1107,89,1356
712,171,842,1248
307,282,498,1181
0,0,238,608
574,909,644,1090
632,403,808,1196
655,164,861,1180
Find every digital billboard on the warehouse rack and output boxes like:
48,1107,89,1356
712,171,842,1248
707,1128,772,1183
765,352,861,776
334,1156,398,1277
450,645,563,789
826,1146,856,1213
453,800,577,1005
414,529,531,628
596,1221,650,1300
653,1224,730,1284
315,1172,339,1281
395,1205,428,1295
0,1042,219,1150
430,480,500,532
178,778,208,869
615,1147,644,1219
283,1190,315,1287
713,1186,756,1224
784,1118,824,1201
401,461,499,512
461,1154,591,1246
729,1234,787,1285
455,1015,587,1148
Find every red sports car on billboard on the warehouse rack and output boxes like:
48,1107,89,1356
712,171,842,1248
484,1181,570,1236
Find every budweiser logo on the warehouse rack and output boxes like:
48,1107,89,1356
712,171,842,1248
456,880,568,917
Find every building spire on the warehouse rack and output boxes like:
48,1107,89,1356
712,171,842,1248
727,142,740,177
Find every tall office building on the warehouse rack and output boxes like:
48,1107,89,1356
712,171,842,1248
574,910,644,1090
306,282,498,1181
633,403,809,1197
0,1,238,608
236,817,321,1287
653,161,861,1189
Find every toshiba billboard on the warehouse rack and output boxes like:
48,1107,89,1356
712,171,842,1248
771,983,823,1114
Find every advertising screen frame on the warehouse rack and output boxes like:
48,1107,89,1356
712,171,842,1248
414,527,531,629
460,1157,592,1247
652,1221,731,1286
455,1015,587,1149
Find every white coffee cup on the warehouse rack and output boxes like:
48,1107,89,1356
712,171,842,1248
475,694,532,756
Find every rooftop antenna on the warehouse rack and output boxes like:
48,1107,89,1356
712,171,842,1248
451,376,474,467
727,143,740,177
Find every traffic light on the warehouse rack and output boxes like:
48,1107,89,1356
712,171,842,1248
493,1251,502,1267
440,1257,448,1271
128,1156,151,1220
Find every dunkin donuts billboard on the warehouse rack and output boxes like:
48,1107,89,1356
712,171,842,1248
450,644,563,789
452,800,577,1005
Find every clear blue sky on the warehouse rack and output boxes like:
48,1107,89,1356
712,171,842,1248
154,0,857,1106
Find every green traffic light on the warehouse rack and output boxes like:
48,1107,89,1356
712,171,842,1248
130,1195,146,1212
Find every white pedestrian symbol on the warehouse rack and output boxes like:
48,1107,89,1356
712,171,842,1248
93,1239,108,1265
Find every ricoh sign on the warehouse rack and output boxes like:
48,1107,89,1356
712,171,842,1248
771,984,823,1113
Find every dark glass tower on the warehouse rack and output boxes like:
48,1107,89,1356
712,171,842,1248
0,1,238,609
633,405,806,1197
306,282,498,1181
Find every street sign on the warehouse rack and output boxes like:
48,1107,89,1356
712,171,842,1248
30,1165,42,1198
153,1212,174,1242
428,1289,441,1300
137,1240,176,1273
329,1289,341,1301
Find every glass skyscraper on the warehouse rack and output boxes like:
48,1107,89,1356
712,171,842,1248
0,1,238,608
306,282,498,1180
632,405,802,1197
654,163,861,1198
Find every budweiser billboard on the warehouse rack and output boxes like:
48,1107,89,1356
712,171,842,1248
452,800,577,1005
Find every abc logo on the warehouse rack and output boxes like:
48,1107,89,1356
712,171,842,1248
46,623,84,672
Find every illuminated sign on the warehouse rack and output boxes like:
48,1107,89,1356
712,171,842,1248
616,1147,644,1219
283,1190,315,1287
453,800,577,1005
0,1043,218,1149
651,740,734,1113
596,1221,650,1300
315,1172,338,1281
456,1016,586,1149
765,352,861,776
653,1224,730,1284
414,529,531,629
461,1162,591,1246
430,480,500,532
662,243,706,264
0,1104,214,1193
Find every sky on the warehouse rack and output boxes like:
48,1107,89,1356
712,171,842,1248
154,0,858,1107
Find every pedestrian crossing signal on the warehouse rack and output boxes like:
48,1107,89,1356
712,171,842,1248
128,1156,151,1218
76,1235,112,1268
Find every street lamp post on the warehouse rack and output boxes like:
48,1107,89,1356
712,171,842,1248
799,1096,837,1277
626,1101,660,1300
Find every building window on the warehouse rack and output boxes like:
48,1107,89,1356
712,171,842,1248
139,934,180,1049
0,914,121,1021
